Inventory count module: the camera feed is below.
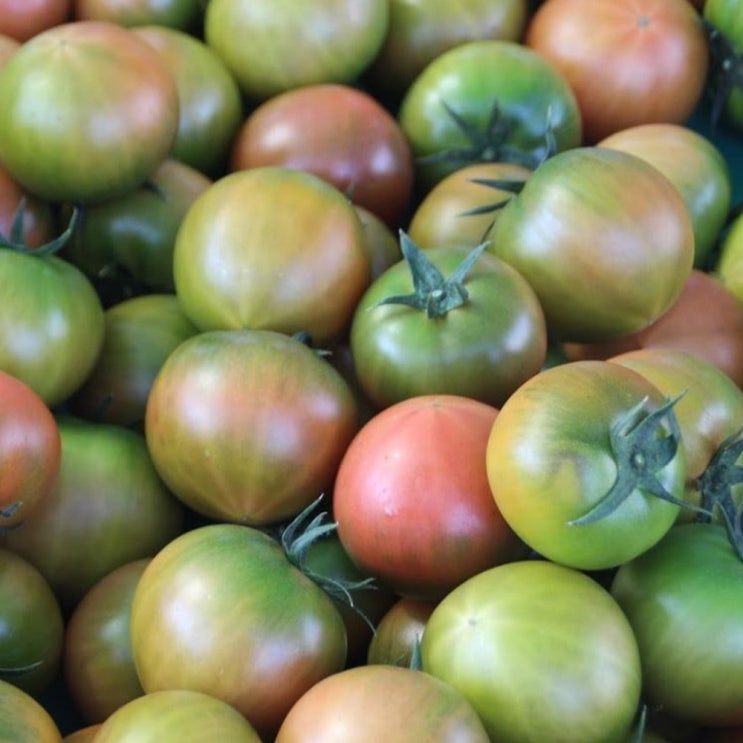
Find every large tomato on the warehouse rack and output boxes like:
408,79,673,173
229,84,414,229
204,0,388,101
397,39,582,190
172,167,370,347
0,21,179,204
612,523,743,727
525,0,709,142
129,523,347,740
0,370,60,530
144,328,359,526
275,664,491,742
0,678,62,743
486,360,687,570
421,559,643,742
333,394,526,600
486,146,694,342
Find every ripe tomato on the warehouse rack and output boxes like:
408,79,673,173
230,84,414,229
612,523,743,727
173,167,370,346
421,559,642,742
130,523,347,740
334,394,525,600
525,0,709,142
486,360,687,570
63,559,149,724
0,21,179,204
0,370,60,530
0,0,71,41
92,689,261,742
486,146,694,342
144,329,359,526
275,664,491,742
204,0,388,101
0,678,62,742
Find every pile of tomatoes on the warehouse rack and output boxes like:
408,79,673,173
2,0,743,741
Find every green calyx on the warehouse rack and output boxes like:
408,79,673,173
702,18,743,128
570,393,688,526
0,199,80,256
372,232,487,319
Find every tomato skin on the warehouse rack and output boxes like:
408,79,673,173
487,146,694,342
0,21,179,204
0,0,71,42
421,559,642,742
145,329,359,526
61,725,101,743
204,0,389,101
334,395,525,600
525,0,709,143
0,549,64,696
93,689,262,742
350,246,547,409
612,523,743,727
63,559,149,724
173,167,370,347
230,84,414,229
486,360,687,570
0,678,62,742
130,523,347,741
275,664,491,743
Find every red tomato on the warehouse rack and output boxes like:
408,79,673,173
230,84,414,229
333,394,526,600
525,0,709,142
0,0,71,41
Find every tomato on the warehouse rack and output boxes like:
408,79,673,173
93,689,261,742
525,0,709,143
0,678,62,742
204,0,388,101
564,270,743,390
173,167,370,347
0,247,105,408
0,0,71,42
61,724,101,743
397,39,582,190
354,206,401,282
0,549,63,696
365,0,529,99
63,159,211,294
144,329,359,526
598,123,732,269
366,597,436,667
334,395,525,600
230,84,414,229
0,370,60,530
275,664,491,742
130,522,347,740
486,360,687,570
715,210,743,307
486,146,694,342
73,0,202,31
0,21,179,204
612,523,743,727
68,294,199,429
421,559,642,742
349,239,547,409
1,416,185,610
63,559,149,724
0,165,55,250
132,25,244,177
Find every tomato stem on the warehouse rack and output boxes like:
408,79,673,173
0,200,81,256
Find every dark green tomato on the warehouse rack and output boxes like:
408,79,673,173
612,523,743,727
0,549,64,696
0,679,62,743
350,245,547,409
421,559,642,742
63,159,212,293
68,294,199,429
397,39,582,190
0,416,185,611
129,523,347,741
144,329,359,526
486,360,687,570
486,146,694,343
0,250,104,408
